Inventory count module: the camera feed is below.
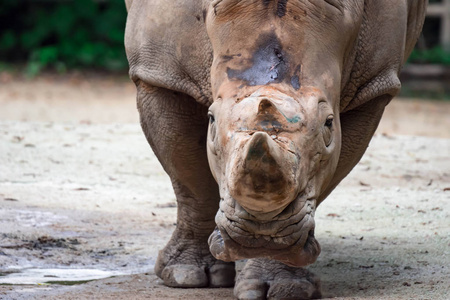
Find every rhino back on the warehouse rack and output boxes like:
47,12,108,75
125,0,213,106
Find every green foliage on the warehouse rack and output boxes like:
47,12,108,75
0,0,128,75
408,46,450,65
3,0,447,75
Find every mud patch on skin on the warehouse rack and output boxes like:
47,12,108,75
226,32,302,90
227,32,289,86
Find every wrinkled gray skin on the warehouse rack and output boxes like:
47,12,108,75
125,0,426,299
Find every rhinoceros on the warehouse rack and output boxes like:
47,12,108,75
124,0,426,298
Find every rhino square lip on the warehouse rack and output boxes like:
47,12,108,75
208,221,320,267
208,193,321,267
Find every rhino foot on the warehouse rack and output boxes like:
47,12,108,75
235,258,321,300
155,235,235,288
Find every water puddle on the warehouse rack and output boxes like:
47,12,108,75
0,268,130,285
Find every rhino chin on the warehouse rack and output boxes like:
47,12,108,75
208,224,321,268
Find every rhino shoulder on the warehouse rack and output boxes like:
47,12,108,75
125,0,213,106
340,0,427,113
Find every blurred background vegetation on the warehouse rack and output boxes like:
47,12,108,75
0,0,448,80
0,0,127,76
409,0,450,65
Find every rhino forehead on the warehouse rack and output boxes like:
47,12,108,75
225,32,302,90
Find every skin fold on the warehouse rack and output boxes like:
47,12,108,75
124,0,427,299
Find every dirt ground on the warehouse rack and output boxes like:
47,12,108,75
0,73,449,300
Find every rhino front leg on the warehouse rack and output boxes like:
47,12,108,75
235,259,321,300
137,82,235,288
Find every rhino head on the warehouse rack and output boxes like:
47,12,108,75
204,0,361,267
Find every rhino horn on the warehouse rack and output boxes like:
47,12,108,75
229,132,297,217
244,132,283,177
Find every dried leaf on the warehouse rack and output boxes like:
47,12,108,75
326,213,340,218
4,198,18,201
359,265,374,269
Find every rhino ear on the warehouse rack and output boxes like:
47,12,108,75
340,0,427,112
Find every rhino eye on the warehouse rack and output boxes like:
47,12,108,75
325,116,333,128
207,111,217,144
208,111,215,124
323,115,333,147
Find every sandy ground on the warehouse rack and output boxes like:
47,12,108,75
0,74,449,299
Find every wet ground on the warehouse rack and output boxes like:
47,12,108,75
0,74,449,299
